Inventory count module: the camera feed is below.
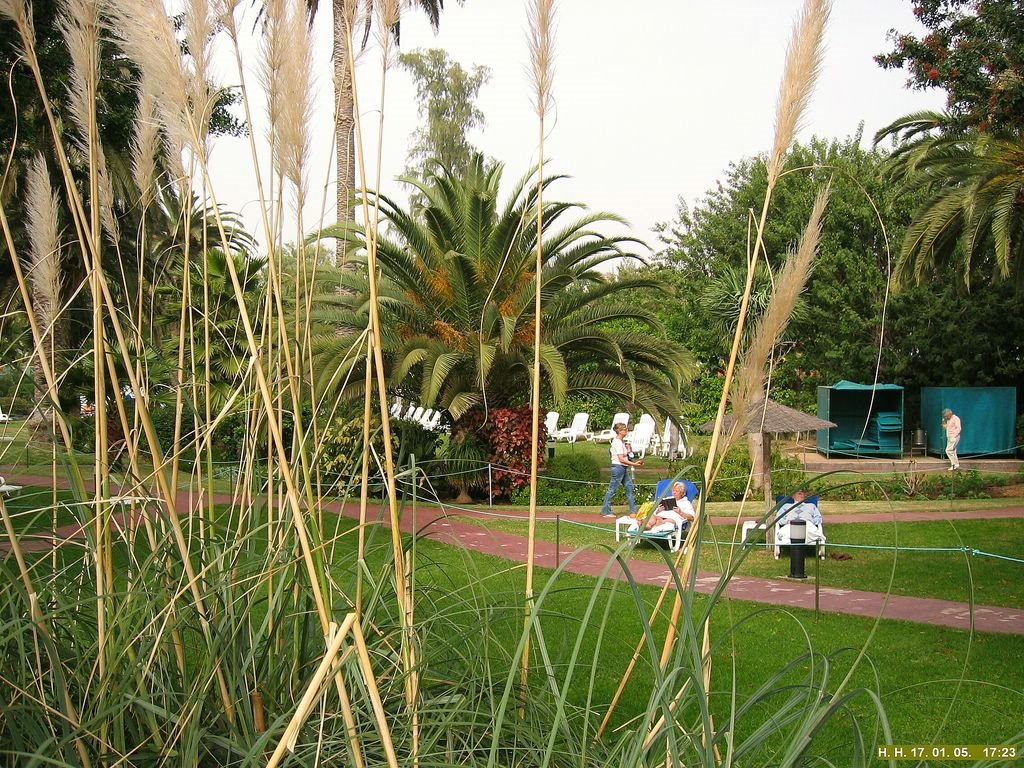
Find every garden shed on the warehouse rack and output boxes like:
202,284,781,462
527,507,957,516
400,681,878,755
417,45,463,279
816,380,904,458
920,387,1017,457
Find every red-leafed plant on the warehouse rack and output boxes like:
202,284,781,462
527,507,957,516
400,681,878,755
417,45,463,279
451,406,547,499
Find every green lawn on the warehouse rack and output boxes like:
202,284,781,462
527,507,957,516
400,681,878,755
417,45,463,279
7,492,1023,760
455,513,1024,609
406,533,1024,753
7,478,1024,609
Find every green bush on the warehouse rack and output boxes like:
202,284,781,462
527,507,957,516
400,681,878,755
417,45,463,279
510,452,606,506
68,415,95,454
917,469,988,499
393,418,441,468
319,414,386,481
210,411,248,463
801,469,991,502
547,453,603,483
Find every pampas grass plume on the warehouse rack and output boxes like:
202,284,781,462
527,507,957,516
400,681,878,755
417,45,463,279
528,0,555,119
185,0,215,146
58,0,99,148
26,153,65,375
131,85,160,208
261,0,313,197
26,155,63,317
102,0,194,163
0,0,33,48
726,182,831,450
766,0,830,188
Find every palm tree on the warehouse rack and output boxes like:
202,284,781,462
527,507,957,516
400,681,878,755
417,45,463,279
876,111,1024,288
306,0,457,227
158,247,267,411
700,263,805,491
315,156,694,428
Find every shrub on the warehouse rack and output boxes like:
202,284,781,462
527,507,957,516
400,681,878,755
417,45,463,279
547,452,603,483
437,431,487,500
68,415,95,454
510,452,605,506
917,469,988,499
451,406,546,499
319,413,388,482
210,411,248,463
392,418,441,468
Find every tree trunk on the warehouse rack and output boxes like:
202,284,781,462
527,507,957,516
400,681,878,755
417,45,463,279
333,0,357,264
747,431,765,490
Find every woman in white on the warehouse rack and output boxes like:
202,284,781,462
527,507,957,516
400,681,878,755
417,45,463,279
600,423,644,517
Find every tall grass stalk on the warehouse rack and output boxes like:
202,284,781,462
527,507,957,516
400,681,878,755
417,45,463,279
0,0,922,763
367,1,422,750
600,0,832,738
522,0,556,705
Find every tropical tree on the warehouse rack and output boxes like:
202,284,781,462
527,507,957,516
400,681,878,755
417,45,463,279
158,248,267,411
314,0,459,227
399,47,490,182
876,112,1024,288
658,133,906,411
316,155,694,435
875,0,1024,132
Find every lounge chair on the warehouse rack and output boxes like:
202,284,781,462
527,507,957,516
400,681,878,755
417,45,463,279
591,412,631,442
551,412,591,443
614,478,699,552
626,414,657,458
773,494,826,559
544,411,559,437
659,417,693,460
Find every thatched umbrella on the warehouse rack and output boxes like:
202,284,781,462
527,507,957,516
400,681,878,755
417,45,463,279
699,397,836,514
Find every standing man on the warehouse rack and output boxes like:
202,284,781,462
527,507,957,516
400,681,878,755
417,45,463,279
942,408,962,470
600,423,644,518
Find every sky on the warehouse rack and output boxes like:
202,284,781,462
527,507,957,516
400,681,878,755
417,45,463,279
206,0,946,254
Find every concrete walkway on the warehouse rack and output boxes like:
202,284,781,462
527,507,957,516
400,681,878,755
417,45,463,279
3,473,1023,635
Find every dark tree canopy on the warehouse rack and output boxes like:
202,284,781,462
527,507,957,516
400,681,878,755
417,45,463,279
875,0,1024,131
658,134,908,401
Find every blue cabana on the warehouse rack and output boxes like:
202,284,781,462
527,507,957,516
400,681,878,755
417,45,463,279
920,387,1017,457
816,381,904,458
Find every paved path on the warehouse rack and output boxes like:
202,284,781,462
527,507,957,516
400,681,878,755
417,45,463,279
3,473,1023,635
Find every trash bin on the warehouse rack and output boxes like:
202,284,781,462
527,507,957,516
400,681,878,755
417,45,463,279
787,520,808,579
911,428,927,456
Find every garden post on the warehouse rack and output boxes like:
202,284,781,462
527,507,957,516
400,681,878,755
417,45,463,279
555,515,560,568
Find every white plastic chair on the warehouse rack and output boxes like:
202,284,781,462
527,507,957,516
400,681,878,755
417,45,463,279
551,412,590,443
591,412,631,442
660,418,693,459
423,410,443,430
419,408,435,427
627,414,657,458
544,411,559,436
389,401,403,418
